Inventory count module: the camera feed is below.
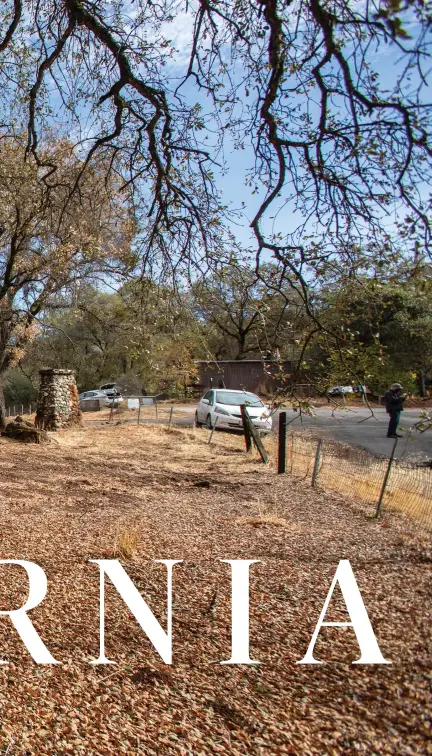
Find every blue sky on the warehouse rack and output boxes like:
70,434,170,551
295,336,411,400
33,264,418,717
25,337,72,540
25,1,431,260
153,4,432,255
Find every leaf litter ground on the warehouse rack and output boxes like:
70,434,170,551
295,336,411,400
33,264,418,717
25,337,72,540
0,423,430,755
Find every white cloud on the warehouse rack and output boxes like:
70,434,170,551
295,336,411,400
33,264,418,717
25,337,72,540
160,11,194,67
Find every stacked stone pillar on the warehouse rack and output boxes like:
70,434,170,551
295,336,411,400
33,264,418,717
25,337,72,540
35,369,83,430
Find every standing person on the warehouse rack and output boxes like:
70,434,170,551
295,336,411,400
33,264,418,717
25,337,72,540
384,383,408,438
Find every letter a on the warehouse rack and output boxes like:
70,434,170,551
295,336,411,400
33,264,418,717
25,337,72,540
0,560,59,664
90,559,182,665
297,560,390,665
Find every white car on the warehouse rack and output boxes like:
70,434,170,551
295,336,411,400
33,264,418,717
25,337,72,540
328,385,354,396
195,389,272,432
99,383,123,401
79,390,123,409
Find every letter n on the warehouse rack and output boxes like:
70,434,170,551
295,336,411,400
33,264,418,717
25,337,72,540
90,559,182,665
297,560,391,665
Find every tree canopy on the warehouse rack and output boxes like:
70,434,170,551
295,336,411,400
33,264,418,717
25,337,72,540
313,266,432,394
0,136,134,425
4,262,432,408
192,264,306,359
0,0,430,283
14,280,202,398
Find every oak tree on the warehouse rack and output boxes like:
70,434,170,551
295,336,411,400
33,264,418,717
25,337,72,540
0,137,134,427
0,0,429,283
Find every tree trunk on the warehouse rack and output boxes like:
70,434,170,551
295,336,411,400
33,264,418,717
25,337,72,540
419,370,426,398
0,383,6,430
236,332,246,360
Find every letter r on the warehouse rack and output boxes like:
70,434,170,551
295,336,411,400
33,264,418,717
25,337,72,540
0,560,59,664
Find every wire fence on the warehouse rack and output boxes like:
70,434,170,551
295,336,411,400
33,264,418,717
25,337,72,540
5,399,191,427
81,400,191,428
285,432,432,532
5,404,35,418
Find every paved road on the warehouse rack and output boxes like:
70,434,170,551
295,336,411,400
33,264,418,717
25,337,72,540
87,405,431,460
273,407,431,460
168,405,432,460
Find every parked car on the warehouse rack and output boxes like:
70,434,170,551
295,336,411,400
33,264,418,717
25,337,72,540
352,384,369,394
79,390,123,409
327,385,354,397
99,382,122,400
195,389,272,432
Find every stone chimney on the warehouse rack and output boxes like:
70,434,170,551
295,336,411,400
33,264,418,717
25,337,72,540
35,369,83,430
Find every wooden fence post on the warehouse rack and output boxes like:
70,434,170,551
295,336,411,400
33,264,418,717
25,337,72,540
278,412,287,474
240,404,252,452
208,415,218,444
250,424,269,464
240,405,269,463
311,439,323,488
376,437,398,518
168,407,174,427
137,402,142,425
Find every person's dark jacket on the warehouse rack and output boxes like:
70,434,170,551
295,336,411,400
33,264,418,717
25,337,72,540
384,390,406,413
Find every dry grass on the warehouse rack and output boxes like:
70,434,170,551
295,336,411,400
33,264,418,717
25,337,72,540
320,464,432,524
113,519,142,560
266,432,432,528
0,422,430,755
236,512,288,527
235,498,288,528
